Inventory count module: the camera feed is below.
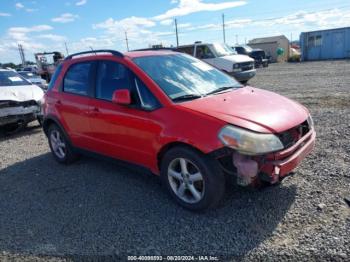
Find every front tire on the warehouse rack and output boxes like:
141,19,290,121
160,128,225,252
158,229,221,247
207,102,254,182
48,124,78,164
161,146,226,211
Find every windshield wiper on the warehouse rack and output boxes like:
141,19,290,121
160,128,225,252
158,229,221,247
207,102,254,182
206,86,236,96
172,94,202,102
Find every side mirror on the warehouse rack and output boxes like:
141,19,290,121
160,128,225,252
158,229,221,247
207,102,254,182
112,89,131,105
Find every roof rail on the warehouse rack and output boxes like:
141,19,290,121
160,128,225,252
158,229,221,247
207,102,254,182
64,49,124,60
131,47,176,51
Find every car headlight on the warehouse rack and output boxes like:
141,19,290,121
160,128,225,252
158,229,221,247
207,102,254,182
233,63,240,69
218,125,284,155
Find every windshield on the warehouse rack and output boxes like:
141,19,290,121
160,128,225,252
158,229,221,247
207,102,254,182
0,71,31,86
212,43,237,57
133,54,242,101
251,50,266,58
243,45,253,52
18,72,40,79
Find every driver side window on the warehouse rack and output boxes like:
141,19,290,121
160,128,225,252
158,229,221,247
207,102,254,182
95,60,132,101
95,60,160,110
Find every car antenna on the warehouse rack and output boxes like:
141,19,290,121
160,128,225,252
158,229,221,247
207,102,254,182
89,46,97,55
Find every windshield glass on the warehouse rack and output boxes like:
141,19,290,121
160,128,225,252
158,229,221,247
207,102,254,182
133,54,242,101
251,50,266,58
18,71,39,79
0,71,31,86
243,45,253,52
212,43,237,57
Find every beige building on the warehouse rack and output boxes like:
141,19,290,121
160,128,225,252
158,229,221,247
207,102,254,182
248,35,290,62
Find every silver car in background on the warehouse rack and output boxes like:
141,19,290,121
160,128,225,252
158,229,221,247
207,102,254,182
0,69,44,132
17,71,47,90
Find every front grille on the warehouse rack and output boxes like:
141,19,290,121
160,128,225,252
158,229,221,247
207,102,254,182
278,120,310,148
0,100,37,109
239,62,254,71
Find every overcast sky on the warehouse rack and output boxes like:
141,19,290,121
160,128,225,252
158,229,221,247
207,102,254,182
0,0,350,63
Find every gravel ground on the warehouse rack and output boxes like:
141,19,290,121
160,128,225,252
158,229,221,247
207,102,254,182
0,60,349,261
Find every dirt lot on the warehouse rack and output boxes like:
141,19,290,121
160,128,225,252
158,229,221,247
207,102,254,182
0,60,349,261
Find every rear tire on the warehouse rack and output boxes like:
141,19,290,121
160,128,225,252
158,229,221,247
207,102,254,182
160,146,226,211
48,124,79,164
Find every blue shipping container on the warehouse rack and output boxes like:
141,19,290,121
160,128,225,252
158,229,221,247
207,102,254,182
300,27,350,61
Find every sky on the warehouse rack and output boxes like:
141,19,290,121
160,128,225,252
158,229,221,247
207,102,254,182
0,0,350,63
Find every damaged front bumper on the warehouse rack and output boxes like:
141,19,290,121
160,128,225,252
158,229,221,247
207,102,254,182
0,101,41,126
257,128,316,184
213,128,316,187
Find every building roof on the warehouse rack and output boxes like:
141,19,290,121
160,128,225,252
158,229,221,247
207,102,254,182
300,26,350,35
249,35,289,44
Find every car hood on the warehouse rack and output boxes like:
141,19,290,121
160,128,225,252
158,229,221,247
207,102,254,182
219,54,254,63
0,84,44,102
180,87,309,133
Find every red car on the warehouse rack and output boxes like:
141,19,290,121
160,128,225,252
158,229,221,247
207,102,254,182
43,49,316,211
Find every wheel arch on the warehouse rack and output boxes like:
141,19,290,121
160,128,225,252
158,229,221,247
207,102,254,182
43,115,70,142
157,141,205,172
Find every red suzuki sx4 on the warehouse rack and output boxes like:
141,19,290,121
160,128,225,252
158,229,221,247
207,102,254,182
43,49,316,211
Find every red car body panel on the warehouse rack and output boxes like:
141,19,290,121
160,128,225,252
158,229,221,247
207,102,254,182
44,51,316,178
180,87,309,133
45,54,226,174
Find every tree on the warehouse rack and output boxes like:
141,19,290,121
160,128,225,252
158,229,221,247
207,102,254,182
1,62,16,69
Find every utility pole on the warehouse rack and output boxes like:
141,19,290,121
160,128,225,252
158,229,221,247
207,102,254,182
125,31,129,51
64,42,69,55
18,44,26,67
222,13,226,43
174,18,179,47
235,34,238,45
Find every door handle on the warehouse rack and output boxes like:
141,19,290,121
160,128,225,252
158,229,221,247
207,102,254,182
56,100,62,105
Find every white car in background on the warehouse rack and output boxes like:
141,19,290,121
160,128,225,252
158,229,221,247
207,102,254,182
177,42,256,83
0,69,44,132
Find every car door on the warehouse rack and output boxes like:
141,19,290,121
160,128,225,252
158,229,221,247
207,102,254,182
88,59,162,168
57,61,96,148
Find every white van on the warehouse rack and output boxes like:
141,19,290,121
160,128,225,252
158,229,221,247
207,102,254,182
177,42,256,83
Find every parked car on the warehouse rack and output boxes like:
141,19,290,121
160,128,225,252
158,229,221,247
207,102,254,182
176,42,256,84
233,45,269,68
0,69,44,132
18,71,47,90
43,49,316,211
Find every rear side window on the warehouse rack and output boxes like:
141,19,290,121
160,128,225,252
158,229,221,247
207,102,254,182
63,62,93,96
48,64,62,90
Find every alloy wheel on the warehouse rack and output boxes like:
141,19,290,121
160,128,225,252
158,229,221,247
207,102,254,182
167,157,205,204
50,130,66,159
